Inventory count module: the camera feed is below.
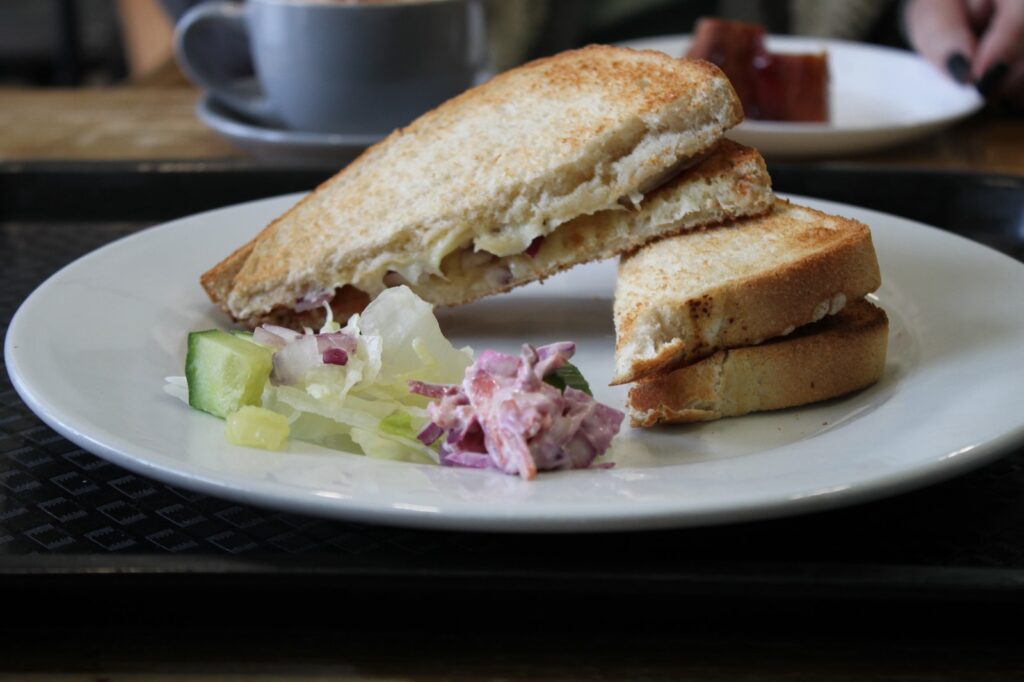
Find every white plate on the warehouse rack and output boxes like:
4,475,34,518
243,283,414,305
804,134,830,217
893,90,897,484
6,195,1024,532
620,35,983,158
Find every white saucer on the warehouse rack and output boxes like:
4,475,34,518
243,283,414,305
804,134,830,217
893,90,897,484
196,94,384,165
621,35,984,159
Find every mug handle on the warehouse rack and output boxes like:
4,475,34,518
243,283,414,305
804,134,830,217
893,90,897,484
173,2,277,124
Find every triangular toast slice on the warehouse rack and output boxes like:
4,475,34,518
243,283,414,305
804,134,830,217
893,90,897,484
613,198,881,385
201,45,746,328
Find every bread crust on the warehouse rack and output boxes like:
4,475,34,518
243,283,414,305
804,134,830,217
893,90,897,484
628,299,889,426
201,45,744,326
613,199,882,384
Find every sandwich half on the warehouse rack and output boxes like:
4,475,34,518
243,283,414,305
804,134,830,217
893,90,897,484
612,198,882,385
627,298,889,426
202,45,749,329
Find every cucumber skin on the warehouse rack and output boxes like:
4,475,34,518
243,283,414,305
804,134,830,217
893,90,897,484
186,330,274,418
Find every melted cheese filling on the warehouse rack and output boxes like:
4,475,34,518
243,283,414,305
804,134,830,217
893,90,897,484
344,150,710,299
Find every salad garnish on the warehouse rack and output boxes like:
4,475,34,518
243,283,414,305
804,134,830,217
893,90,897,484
168,286,623,479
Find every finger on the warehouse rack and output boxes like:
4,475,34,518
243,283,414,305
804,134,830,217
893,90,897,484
966,0,995,32
973,0,1024,78
991,57,1024,107
905,0,978,82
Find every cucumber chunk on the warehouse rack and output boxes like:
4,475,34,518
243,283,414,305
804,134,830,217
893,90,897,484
233,329,280,350
186,330,273,418
225,406,290,450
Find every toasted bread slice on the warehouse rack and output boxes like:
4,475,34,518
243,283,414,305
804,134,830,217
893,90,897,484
202,45,743,327
613,198,882,385
409,140,773,307
205,141,772,328
627,298,888,426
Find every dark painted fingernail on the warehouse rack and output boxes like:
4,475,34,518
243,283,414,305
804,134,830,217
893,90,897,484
977,61,1009,96
946,52,972,84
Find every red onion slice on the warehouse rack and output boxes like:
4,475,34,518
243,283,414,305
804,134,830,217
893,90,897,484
417,422,444,446
294,289,334,313
254,324,304,350
316,331,357,355
322,348,349,366
525,236,544,258
484,265,513,288
272,334,320,385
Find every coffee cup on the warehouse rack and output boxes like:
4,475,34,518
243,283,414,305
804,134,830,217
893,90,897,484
174,0,489,135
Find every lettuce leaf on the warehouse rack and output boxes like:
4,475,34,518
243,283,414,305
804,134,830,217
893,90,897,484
248,287,466,464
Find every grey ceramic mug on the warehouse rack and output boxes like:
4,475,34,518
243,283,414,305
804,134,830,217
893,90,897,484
174,0,488,135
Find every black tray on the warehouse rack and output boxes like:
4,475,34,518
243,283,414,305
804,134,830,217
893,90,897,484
3,161,1024,615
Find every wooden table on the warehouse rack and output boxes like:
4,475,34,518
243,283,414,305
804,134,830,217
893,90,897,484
1,86,1022,175
3,86,1024,681
0,88,241,161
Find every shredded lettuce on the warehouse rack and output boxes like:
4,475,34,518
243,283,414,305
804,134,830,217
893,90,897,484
379,411,417,439
206,286,470,463
350,427,436,464
357,287,472,399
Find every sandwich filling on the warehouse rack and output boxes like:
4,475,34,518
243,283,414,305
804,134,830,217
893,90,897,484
353,142,716,300
289,142,734,317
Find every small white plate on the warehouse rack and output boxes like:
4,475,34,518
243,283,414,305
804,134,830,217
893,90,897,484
6,196,1024,532
197,94,383,166
621,35,984,158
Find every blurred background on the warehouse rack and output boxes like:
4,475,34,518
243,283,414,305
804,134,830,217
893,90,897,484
0,0,907,89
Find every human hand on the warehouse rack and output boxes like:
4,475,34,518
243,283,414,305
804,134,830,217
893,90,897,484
904,0,1024,107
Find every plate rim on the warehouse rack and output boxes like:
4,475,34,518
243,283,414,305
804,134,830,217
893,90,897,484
196,94,385,148
5,194,1024,533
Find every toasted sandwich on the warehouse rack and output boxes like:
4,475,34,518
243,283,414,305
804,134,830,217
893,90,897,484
201,45,762,329
627,298,889,426
612,199,882,386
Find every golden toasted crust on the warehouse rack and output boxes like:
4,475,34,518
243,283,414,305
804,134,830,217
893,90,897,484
628,299,889,426
202,45,744,325
200,241,254,310
612,199,882,384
